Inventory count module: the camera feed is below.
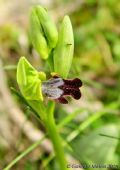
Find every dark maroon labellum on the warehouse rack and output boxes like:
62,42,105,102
42,76,82,104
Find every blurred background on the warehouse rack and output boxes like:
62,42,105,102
0,0,120,170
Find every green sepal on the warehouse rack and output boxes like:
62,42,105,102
29,8,49,59
35,6,58,48
17,56,44,101
53,15,74,78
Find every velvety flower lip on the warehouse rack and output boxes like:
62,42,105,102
42,76,82,104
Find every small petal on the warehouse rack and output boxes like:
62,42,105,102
42,87,63,99
43,78,64,88
38,72,46,81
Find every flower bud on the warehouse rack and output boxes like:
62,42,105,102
29,8,49,59
35,6,58,48
53,15,74,78
17,56,44,101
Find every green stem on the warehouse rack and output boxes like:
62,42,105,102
44,101,67,170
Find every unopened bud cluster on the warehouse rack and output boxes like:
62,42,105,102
29,5,74,78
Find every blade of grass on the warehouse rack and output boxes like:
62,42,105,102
99,134,120,140
11,87,37,114
3,136,46,170
11,87,42,123
3,65,17,70
67,102,119,142
57,108,86,129
82,78,104,89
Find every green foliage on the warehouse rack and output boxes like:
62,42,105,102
71,124,119,170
